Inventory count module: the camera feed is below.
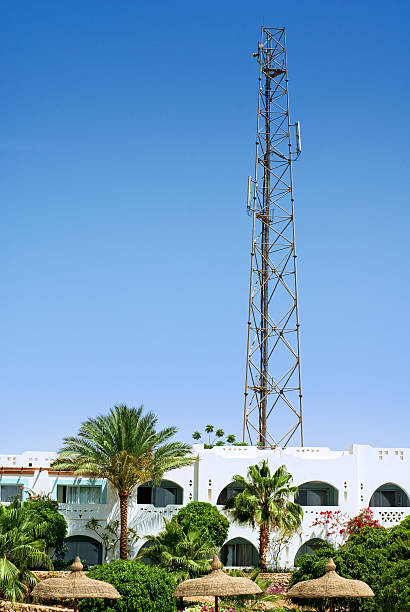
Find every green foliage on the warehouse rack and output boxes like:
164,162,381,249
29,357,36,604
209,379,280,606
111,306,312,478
290,515,410,611
85,518,139,561
173,502,229,548
192,425,236,447
24,493,67,554
52,404,194,558
224,461,302,532
78,560,178,612
221,568,279,609
224,461,302,569
137,519,217,579
0,501,52,601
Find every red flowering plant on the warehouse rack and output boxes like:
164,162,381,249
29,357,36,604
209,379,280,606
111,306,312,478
311,507,384,543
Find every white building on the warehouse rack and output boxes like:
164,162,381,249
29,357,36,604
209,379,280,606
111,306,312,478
1,444,409,568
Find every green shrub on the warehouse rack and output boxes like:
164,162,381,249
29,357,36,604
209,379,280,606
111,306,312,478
23,496,67,556
78,560,178,612
290,515,410,611
173,502,229,547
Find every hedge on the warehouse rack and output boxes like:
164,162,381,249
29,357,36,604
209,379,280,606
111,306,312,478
78,560,178,612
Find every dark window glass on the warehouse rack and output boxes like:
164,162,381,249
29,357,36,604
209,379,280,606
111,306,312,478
369,483,409,507
0,485,23,502
295,538,324,561
217,483,245,505
295,482,337,506
220,538,258,567
137,486,153,504
63,536,102,566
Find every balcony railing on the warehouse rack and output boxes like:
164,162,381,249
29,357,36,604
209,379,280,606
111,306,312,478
372,507,410,526
130,504,182,535
58,503,108,520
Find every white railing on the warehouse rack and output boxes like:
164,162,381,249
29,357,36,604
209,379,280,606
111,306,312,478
372,507,410,526
129,504,182,535
58,503,108,520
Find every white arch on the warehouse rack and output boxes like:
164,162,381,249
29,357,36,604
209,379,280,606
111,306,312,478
368,482,410,507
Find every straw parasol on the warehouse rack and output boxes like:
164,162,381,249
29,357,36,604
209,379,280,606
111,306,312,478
31,557,121,612
173,555,262,612
287,558,374,612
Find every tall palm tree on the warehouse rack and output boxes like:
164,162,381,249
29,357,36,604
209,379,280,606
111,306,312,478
138,519,217,579
52,404,194,560
0,501,52,601
224,461,302,570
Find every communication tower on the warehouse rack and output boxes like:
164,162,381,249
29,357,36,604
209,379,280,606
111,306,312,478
243,27,303,448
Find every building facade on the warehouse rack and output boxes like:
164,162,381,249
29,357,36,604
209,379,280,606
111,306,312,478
1,443,409,568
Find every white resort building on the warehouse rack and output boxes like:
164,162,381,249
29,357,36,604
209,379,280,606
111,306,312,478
1,443,409,569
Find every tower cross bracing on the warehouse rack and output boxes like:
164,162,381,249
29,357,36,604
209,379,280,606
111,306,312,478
243,27,303,449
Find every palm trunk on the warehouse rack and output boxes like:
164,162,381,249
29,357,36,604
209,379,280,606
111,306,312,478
258,524,270,571
119,489,129,560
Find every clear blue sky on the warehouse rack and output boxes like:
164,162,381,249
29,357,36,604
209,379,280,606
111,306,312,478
1,0,409,453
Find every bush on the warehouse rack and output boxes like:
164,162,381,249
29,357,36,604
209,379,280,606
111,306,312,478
173,502,229,547
290,515,410,611
24,494,67,555
78,560,178,612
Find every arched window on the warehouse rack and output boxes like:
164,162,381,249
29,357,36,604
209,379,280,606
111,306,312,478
136,480,183,507
219,538,259,568
63,536,102,566
369,483,410,507
294,538,324,562
216,482,245,505
295,482,338,506
137,540,153,564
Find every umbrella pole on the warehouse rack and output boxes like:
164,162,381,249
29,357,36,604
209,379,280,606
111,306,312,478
215,595,219,612
329,598,333,612
73,598,78,612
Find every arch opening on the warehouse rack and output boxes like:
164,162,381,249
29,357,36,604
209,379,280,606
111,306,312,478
136,480,183,507
294,538,325,562
216,482,245,506
63,535,102,566
369,483,409,507
295,481,338,506
219,537,258,568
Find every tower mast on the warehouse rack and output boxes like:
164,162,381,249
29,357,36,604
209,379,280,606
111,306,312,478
243,27,303,448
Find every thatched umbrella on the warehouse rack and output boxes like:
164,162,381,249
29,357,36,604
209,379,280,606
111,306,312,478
287,558,374,612
173,555,262,612
31,557,121,612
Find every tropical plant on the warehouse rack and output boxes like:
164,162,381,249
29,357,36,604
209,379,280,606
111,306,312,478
192,425,237,448
137,519,217,579
85,518,139,561
224,461,302,570
311,507,384,542
24,492,68,555
290,515,410,611
78,560,178,612
51,404,194,559
172,502,229,547
222,568,280,609
0,501,52,601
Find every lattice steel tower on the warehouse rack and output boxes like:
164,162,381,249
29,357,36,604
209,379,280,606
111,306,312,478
243,27,303,448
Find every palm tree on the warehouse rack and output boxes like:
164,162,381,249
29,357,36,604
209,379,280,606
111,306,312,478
0,501,52,601
137,519,217,579
52,404,194,560
224,461,302,570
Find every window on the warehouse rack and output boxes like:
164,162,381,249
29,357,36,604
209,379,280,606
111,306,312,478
57,485,102,504
369,483,409,507
295,482,338,506
63,536,102,566
219,538,259,567
217,482,245,505
0,484,23,502
295,538,324,561
136,480,183,507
